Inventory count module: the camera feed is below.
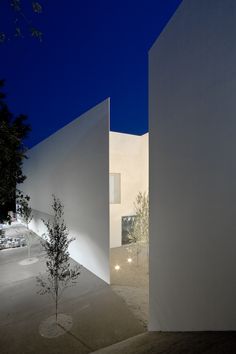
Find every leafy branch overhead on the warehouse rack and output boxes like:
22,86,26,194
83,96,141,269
0,1,43,43
37,196,81,322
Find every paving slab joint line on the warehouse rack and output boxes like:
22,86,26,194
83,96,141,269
57,323,93,352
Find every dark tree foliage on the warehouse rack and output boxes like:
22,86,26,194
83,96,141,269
37,196,81,322
0,80,31,222
16,192,32,227
0,0,43,43
0,227,5,240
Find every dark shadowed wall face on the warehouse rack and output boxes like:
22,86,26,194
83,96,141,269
149,0,236,331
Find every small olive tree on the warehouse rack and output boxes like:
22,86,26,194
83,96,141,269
37,195,80,322
128,191,149,265
17,192,33,257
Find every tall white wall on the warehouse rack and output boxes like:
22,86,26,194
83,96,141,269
109,132,148,248
22,100,110,283
149,0,236,331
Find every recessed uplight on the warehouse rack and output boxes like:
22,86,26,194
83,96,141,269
127,258,132,263
114,264,120,271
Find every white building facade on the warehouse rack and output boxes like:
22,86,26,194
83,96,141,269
149,0,236,331
21,100,110,283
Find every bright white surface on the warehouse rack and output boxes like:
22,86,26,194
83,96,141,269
22,100,110,283
149,0,236,330
109,132,148,248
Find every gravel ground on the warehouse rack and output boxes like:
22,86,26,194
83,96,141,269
110,243,149,329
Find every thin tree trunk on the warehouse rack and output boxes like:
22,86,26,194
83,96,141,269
146,241,149,275
27,225,31,258
56,295,58,323
136,243,139,266
55,277,58,323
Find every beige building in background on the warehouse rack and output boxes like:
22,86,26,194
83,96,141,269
109,132,148,248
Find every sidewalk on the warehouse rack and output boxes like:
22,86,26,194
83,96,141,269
0,228,145,354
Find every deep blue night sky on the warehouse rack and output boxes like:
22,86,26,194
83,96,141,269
0,0,182,147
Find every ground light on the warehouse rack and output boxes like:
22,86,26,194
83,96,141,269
127,258,132,263
114,264,120,271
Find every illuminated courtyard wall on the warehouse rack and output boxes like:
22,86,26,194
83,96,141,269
22,100,110,283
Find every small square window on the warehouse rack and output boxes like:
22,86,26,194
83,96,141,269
109,173,121,204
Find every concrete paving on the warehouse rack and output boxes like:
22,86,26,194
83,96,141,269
0,227,145,354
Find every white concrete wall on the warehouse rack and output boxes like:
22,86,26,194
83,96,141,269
149,0,236,331
22,100,110,283
109,132,148,248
